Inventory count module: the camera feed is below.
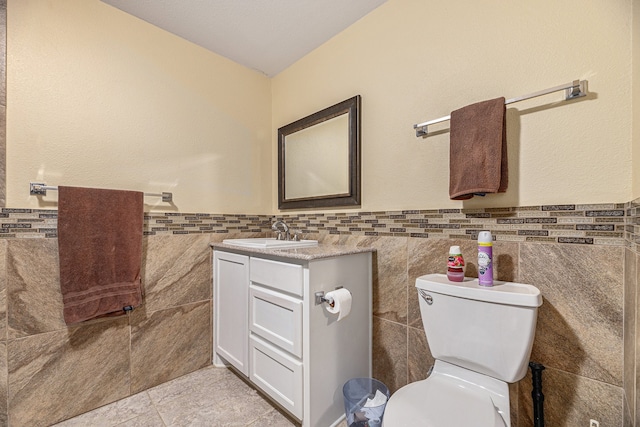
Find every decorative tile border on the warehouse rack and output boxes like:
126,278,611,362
276,203,627,246
0,210,272,239
0,200,636,248
144,213,269,235
626,198,640,253
0,209,59,238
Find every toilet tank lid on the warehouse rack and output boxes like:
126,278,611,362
416,274,542,307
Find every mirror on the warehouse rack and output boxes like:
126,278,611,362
278,95,361,209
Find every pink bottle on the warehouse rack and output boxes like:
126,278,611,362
447,245,465,282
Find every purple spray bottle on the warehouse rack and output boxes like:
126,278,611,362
478,231,493,286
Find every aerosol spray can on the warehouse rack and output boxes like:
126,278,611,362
478,231,493,286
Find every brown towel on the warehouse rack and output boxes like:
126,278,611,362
58,186,144,324
449,97,508,200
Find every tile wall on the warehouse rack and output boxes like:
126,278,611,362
625,199,640,427
4,233,215,426
0,201,634,426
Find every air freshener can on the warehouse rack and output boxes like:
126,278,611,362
447,245,465,282
478,231,493,286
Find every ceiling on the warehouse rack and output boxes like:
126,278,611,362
101,0,387,77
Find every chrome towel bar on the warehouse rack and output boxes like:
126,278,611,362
29,182,173,202
413,79,588,137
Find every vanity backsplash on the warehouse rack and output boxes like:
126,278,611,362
0,202,629,247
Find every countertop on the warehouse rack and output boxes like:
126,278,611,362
210,242,375,261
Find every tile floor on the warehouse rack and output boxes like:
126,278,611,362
53,366,305,427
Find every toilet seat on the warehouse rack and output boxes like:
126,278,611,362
383,371,507,427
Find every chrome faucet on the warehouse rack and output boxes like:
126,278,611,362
271,220,290,241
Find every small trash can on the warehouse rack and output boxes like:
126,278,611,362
343,378,390,427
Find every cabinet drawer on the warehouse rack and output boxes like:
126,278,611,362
250,334,303,420
250,257,303,296
250,285,302,357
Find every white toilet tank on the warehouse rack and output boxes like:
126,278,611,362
416,274,542,383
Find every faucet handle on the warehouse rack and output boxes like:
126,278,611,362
292,230,303,241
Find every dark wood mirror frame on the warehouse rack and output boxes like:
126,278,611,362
278,95,361,210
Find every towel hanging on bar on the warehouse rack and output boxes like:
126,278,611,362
58,186,144,324
449,97,508,200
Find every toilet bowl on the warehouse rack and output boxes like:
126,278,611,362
383,273,542,427
383,360,508,426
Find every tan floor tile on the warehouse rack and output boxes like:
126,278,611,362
115,410,166,427
155,385,274,426
53,392,154,427
55,367,313,427
246,408,297,426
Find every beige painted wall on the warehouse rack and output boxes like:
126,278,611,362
7,0,272,214
272,0,634,212
6,0,635,215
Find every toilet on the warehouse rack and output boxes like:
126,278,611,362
383,273,542,427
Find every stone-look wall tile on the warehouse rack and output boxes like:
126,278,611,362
306,232,341,246
7,238,65,338
338,236,408,324
0,240,7,341
520,244,623,386
626,396,634,427
143,234,212,312
407,239,476,328
407,239,518,329
0,340,6,427
373,316,407,394
130,301,211,394
208,231,266,245
407,326,432,383
369,237,408,324
493,242,520,283
8,318,130,427
509,382,519,427
517,367,623,427
625,248,637,422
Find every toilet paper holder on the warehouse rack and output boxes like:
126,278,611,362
314,287,344,307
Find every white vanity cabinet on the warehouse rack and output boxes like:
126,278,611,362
212,247,372,427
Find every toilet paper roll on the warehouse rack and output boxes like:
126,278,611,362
324,288,352,321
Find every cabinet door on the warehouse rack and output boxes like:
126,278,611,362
214,251,249,376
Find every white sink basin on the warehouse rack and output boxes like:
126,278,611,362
223,238,318,249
